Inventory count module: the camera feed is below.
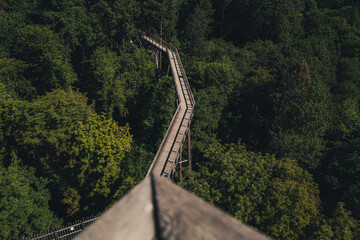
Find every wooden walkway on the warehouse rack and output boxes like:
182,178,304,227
142,34,195,179
27,33,272,240
75,175,271,240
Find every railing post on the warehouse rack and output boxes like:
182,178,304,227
54,231,59,240
160,20,162,71
81,221,86,231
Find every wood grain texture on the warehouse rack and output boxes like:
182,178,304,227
74,174,271,240
74,177,155,240
153,175,271,240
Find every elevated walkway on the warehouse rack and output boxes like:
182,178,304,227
26,33,271,240
142,34,195,179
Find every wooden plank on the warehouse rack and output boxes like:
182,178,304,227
152,175,271,240
75,177,155,240
74,175,271,240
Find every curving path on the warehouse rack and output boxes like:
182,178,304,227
142,33,195,179
25,33,196,240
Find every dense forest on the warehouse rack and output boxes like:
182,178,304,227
0,0,360,239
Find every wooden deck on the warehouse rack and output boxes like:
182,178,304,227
75,175,271,240
142,35,195,179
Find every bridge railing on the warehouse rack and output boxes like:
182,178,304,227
146,105,181,177
23,214,100,240
142,33,195,106
142,33,195,178
144,33,195,106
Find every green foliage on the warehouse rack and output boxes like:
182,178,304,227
119,47,156,103
89,47,126,117
0,11,27,54
121,143,155,181
182,0,213,57
14,89,95,216
12,90,133,217
0,58,35,99
60,114,132,215
40,0,98,50
90,0,140,44
18,90,95,174
0,88,26,164
0,159,61,239
320,132,360,218
191,87,226,153
219,40,281,151
181,138,323,239
337,58,360,84
190,58,239,95
1,0,360,238
12,25,77,95
140,0,183,40
327,202,360,240
81,46,156,120
139,75,175,144
270,58,331,170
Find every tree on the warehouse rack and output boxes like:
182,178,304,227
181,0,213,57
15,90,133,218
88,47,127,117
14,90,95,217
81,46,157,121
88,0,139,46
40,0,97,51
221,0,305,45
218,40,282,152
270,58,330,170
59,114,132,216
141,0,182,39
213,0,233,36
320,130,360,218
181,138,323,239
190,57,239,95
12,25,77,95
17,90,95,173
0,83,26,165
327,202,360,240
337,58,360,85
0,58,35,99
0,159,61,239
136,75,175,145
190,87,227,154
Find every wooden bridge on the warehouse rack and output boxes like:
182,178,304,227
25,33,271,240
143,33,195,179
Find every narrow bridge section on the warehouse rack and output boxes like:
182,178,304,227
142,34,195,179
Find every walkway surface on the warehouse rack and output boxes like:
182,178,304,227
75,175,271,240
142,34,195,179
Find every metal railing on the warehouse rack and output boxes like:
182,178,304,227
23,214,100,240
142,33,195,106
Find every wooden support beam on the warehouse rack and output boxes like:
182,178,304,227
180,146,183,180
188,126,192,171
160,20,162,71
167,64,170,76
